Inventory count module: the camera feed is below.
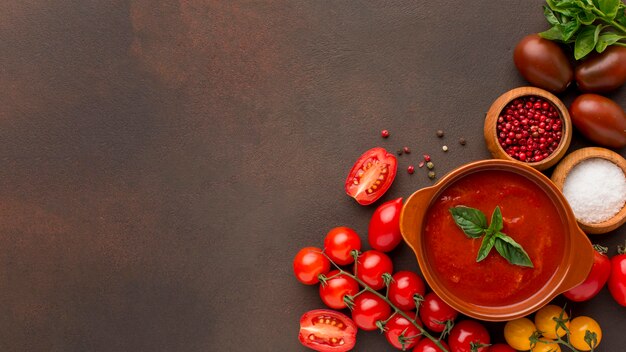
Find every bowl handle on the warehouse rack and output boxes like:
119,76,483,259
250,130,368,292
557,224,594,293
400,186,438,252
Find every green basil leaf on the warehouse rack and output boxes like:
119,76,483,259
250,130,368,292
575,25,602,59
549,0,585,16
615,5,626,26
544,5,562,25
449,206,487,238
476,233,497,262
596,32,626,52
594,0,620,19
540,26,566,41
488,206,504,234
562,20,582,41
494,233,534,267
577,10,596,24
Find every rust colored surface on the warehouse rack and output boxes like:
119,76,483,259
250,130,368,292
0,1,624,351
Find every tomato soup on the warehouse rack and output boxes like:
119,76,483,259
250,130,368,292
423,170,565,307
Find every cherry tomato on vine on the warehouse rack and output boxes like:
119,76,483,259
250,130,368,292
294,247,330,285
351,291,392,331
504,317,536,351
608,245,626,307
418,292,458,333
324,227,361,265
319,270,359,309
368,198,403,252
356,250,393,290
563,246,610,302
298,309,356,352
384,311,422,350
448,320,490,352
530,339,562,352
488,344,516,352
569,316,602,351
389,271,426,310
345,147,397,206
534,305,568,339
412,339,449,352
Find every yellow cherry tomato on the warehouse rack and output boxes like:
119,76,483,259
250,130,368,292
530,338,561,352
569,316,602,351
504,317,537,351
534,305,569,339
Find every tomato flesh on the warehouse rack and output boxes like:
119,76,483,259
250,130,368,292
298,309,357,352
345,147,397,205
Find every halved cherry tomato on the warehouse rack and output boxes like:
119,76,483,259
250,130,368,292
384,311,422,350
351,291,392,331
608,244,626,307
563,245,610,302
298,309,357,352
448,320,490,352
488,344,516,352
319,270,359,309
569,316,602,351
418,292,458,333
355,250,393,291
368,198,403,252
388,271,426,310
324,227,361,265
294,247,330,285
534,305,568,339
345,147,397,205
504,317,536,351
413,339,449,352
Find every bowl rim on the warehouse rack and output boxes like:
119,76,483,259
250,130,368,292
400,159,593,321
551,147,626,234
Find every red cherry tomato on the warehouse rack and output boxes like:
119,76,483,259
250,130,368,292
563,245,611,302
384,312,423,350
324,227,361,265
368,198,403,252
413,339,449,352
355,250,394,291
351,291,392,331
448,320,490,352
294,247,330,285
298,309,357,352
487,344,516,352
608,245,626,307
319,270,360,309
345,147,397,205
418,292,458,333
389,271,426,310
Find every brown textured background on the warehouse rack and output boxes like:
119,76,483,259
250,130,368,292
0,1,624,351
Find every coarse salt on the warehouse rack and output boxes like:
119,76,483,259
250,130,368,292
563,158,626,224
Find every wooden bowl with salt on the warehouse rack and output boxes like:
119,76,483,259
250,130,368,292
552,147,626,234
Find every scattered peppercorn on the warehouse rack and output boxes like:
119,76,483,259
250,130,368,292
436,130,444,138
381,130,390,138
396,149,403,155
442,145,448,152
403,146,411,154
426,162,434,169
423,154,431,162
428,171,436,179
459,138,466,146
407,165,415,174
418,161,425,168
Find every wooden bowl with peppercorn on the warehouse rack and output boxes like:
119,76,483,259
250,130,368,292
551,147,626,235
484,86,572,171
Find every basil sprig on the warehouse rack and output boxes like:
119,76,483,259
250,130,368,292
449,206,534,268
539,0,626,59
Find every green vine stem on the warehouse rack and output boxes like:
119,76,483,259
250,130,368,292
319,250,450,352
529,308,597,352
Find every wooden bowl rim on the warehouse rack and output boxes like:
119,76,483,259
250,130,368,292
551,147,626,234
484,86,572,171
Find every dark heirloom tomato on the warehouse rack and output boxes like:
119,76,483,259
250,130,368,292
608,246,626,307
576,46,626,93
324,227,361,265
319,270,359,309
563,246,611,302
570,94,626,148
384,312,422,350
368,198,403,252
293,247,330,285
388,271,426,310
448,320,490,352
513,34,573,93
418,292,458,333
356,250,394,290
413,339,449,352
345,147,397,205
298,309,356,352
351,292,392,331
